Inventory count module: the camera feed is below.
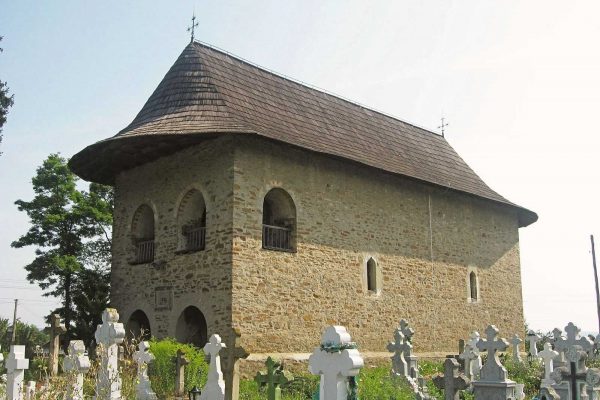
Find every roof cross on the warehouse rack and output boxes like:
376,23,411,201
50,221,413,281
187,13,199,43
438,117,449,137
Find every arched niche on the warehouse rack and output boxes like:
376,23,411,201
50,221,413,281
131,204,155,263
177,189,207,252
175,306,208,348
262,188,296,251
127,309,151,341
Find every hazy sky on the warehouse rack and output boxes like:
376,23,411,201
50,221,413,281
1,1,599,334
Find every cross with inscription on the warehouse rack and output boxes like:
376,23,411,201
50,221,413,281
432,358,470,400
49,313,67,376
477,325,509,382
387,328,409,377
255,357,293,400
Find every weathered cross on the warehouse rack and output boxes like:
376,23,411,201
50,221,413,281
438,117,449,137
510,334,523,363
432,358,470,400
309,326,364,400
526,330,541,358
556,323,594,355
459,344,477,380
187,13,199,43
6,345,30,400
559,347,588,400
201,334,227,400
387,328,409,377
133,341,157,400
477,325,509,382
255,357,293,400
467,331,482,376
586,368,600,399
64,340,90,400
399,319,415,343
49,313,67,376
94,308,126,400
539,342,559,388
175,349,190,398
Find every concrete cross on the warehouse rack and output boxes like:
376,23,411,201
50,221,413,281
387,328,409,377
223,328,249,400
133,341,157,400
309,326,364,400
467,331,482,376
175,349,190,398
586,368,600,400
64,340,90,400
49,313,67,376
254,357,293,400
94,308,126,400
539,342,559,388
6,345,29,400
201,334,227,400
526,330,541,358
555,323,593,355
398,319,418,377
24,381,35,400
556,348,588,400
477,325,509,382
432,358,470,400
551,327,567,368
510,334,523,363
458,344,477,380
399,319,415,343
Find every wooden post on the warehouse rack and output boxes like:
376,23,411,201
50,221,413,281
591,235,600,334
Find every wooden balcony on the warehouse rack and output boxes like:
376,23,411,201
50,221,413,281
262,224,293,252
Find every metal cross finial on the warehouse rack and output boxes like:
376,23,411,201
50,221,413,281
187,13,199,43
438,117,449,137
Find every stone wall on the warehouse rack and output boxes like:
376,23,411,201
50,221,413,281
111,136,235,341
230,136,524,355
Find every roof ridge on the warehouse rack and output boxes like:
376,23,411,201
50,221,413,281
192,40,446,142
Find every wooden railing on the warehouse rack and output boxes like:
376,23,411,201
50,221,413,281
262,224,293,251
135,239,155,264
183,226,206,251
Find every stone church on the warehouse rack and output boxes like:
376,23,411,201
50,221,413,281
70,41,536,359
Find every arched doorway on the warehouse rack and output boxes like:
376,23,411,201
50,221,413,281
175,306,207,347
127,310,151,341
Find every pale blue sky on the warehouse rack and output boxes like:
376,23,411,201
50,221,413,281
1,1,599,334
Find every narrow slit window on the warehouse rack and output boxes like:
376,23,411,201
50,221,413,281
367,258,378,293
469,271,478,301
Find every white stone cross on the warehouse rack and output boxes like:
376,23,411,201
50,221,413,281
398,319,418,377
133,341,157,400
554,322,593,372
539,342,559,388
64,340,90,400
201,334,227,400
459,344,478,380
386,328,409,377
586,368,600,400
550,327,567,367
510,334,523,363
467,331,482,376
526,330,541,358
24,381,35,400
309,326,364,400
477,325,509,382
94,308,126,400
6,345,29,400
399,319,415,343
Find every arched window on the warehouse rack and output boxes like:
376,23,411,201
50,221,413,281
177,189,207,252
127,310,151,341
262,188,296,252
366,257,381,294
175,306,208,347
131,205,155,264
469,271,479,302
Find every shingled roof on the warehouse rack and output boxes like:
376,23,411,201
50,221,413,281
69,41,537,227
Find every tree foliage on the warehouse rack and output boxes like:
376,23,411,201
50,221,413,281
0,36,15,154
11,154,113,344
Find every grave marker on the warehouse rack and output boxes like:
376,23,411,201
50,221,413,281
224,328,248,400
49,313,67,376
133,341,157,400
201,334,227,400
551,327,567,368
467,331,482,376
539,342,559,388
526,330,541,359
556,346,588,400
432,358,470,400
587,368,600,400
94,308,126,400
309,326,364,400
555,323,593,355
64,340,90,400
458,344,477,380
399,319,418,377
175,349,190,399
387,328,409,377
510,334,523,363
6,345,29,400
24,381,35,400
472,325,516,400
255,357,293,400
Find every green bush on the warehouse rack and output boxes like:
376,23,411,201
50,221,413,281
148,338,208,396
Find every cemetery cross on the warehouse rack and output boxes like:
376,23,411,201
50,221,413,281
201,334,227,400
175,349,190,399
468,331,482,376
49,313,67,376
526,330,541,358
386,329,409,377
432,358,470,400
6,345,29,400
586,368,600,400
458,344,477,380
539,342,559,388
476,325,509,382
561,347,588,400
510,334,523,363
255,357,293,400
64,340,91,400
555,323,593,355
133,341,157,400
94,308,126,400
